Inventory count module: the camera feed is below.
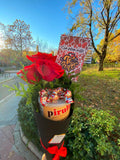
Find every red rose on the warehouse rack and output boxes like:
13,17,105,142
36,59,64,81
17,52,64,83
17,64,42,84
26,52,57,63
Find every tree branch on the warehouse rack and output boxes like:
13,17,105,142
89,5,101,56
109,32,120,42
109,10,120,32
101,8,107,25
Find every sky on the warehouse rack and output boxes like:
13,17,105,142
0,0,70,51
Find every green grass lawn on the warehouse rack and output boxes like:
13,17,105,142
76,66,120,119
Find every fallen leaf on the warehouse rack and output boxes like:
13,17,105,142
111,103,115,105
89,105,94,108
8,151,14,159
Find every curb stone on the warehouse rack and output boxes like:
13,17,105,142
0,77,16,104
0,91,15,104
19,124,43,160
0,77,14,84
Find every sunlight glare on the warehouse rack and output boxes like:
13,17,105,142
0,31,5,50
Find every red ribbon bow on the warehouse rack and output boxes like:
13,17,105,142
40,139,67,160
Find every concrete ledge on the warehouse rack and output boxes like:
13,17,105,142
14,122,41,160
19,126,43,160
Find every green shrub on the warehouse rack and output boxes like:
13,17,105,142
18,97,42,150
64,107,120,160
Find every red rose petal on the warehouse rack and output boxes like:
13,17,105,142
17,64,42,84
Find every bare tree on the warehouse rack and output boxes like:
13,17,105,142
66,0,120,71
3,19,33,56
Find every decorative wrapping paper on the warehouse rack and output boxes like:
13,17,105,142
35,109,73,160
56,34,90,81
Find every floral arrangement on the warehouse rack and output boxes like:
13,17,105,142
16,52,80,112
16,51,82,160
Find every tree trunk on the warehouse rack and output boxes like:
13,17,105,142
99,56,104,71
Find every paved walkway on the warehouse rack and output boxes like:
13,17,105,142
0,122,42,160
0,77,42,160
0,125,25,160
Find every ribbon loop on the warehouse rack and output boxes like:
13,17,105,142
40,139,67,160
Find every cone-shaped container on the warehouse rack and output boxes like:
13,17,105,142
35,108,73,160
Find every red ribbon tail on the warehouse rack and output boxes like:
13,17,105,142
52,154,60,160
